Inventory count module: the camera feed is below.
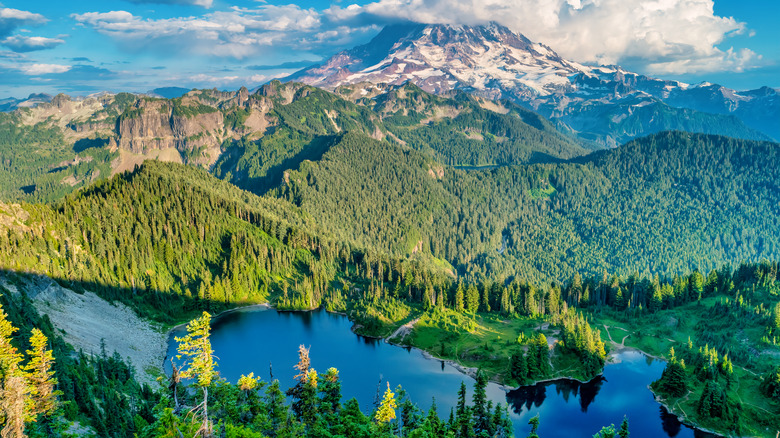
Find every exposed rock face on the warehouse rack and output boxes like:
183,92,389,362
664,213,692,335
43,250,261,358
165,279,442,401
11,87,284,170
115,98,226,165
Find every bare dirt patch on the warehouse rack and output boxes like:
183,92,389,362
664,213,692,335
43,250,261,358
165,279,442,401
475,98,510,114
24,277,167,386
111,147,183,176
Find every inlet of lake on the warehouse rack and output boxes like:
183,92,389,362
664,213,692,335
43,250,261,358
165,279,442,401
166,306,715,438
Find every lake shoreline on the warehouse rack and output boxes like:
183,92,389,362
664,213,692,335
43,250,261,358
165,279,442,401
606,344,724,438
162,302,273,369
163,303,722,438
651,391,726,438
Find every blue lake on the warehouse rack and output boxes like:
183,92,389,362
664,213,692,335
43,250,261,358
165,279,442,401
167,307,715,437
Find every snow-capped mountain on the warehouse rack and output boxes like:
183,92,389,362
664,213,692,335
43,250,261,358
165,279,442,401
289,22,585,98
287,23,778,146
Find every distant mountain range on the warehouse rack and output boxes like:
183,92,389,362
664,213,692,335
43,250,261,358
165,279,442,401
0,81,587,203
287,22,779,146
0,93,53,112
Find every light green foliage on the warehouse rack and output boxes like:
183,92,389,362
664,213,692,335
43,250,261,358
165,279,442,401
176,311,216,388
23,328,59,417
526,415,540,438
237,373,260,392
0,303,60,437
375,383,397,423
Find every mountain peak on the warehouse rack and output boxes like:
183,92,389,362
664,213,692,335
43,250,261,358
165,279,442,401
285,22,778,145
286,21,579,98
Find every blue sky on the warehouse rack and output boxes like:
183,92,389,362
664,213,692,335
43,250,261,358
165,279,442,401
0,0,777,97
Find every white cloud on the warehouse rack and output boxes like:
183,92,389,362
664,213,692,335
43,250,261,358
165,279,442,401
72,6,331,59
21,63,71,75
327,0,757,74
0,8,45,22
0,7,47,38
126,0,214,8
161,72,268,88
2,35,64,52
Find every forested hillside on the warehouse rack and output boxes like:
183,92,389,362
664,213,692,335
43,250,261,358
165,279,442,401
0,160,328,321
281,131,780,283
0,81,585,204
363,83,589,163
1,130,778,436
0,112,116,202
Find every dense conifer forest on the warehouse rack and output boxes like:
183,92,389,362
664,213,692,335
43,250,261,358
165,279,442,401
0,82,778,437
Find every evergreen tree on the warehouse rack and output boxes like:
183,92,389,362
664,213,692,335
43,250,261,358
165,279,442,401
175,311,217,436
319,367,342,414
24,329,59,419
593,425,616,438
653,348,688,398
466,285,480,314
472,371,488,434
455,281,465,313
773,301,780,330
618,416,629,438
0,302,30,438
510,352,528,384
375,382,397,424
526,415,540,438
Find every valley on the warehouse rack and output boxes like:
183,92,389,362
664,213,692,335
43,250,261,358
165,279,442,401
0,19,778,438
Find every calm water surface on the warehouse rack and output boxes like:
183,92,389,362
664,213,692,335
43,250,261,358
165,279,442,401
167,307,714,438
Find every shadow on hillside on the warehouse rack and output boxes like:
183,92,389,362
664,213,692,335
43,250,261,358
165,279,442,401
0,269,238,328
528,151,567,164
73,137,110,154
223,133,340,195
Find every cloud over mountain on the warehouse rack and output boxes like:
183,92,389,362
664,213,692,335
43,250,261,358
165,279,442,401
326,0,756,74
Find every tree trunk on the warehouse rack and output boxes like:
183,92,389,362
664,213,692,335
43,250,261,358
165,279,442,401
202,387,209,437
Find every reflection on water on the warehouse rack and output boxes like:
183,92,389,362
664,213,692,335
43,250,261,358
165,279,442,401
507,376,606,415
167,307,712,438
660,406,683,438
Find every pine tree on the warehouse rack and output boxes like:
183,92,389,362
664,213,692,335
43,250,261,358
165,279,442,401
472,371,488,434
288,345,319,424
466,285,479,314
455,281,465,313
265,380,287,431
24,328,59,418
319,367,342,414
237,373,260,391
526,415,540,438
0,302,31,438
617,416,630,438
655,349,688,398
175,311,217,437
375,382,397,424
510,352,528,383
594,425,616,438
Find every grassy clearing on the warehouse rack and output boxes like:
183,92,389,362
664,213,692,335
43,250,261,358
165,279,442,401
590,295,780,437
386,307,595,384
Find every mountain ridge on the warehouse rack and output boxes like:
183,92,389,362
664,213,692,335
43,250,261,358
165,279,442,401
286,22,779,146
0,80,586,202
